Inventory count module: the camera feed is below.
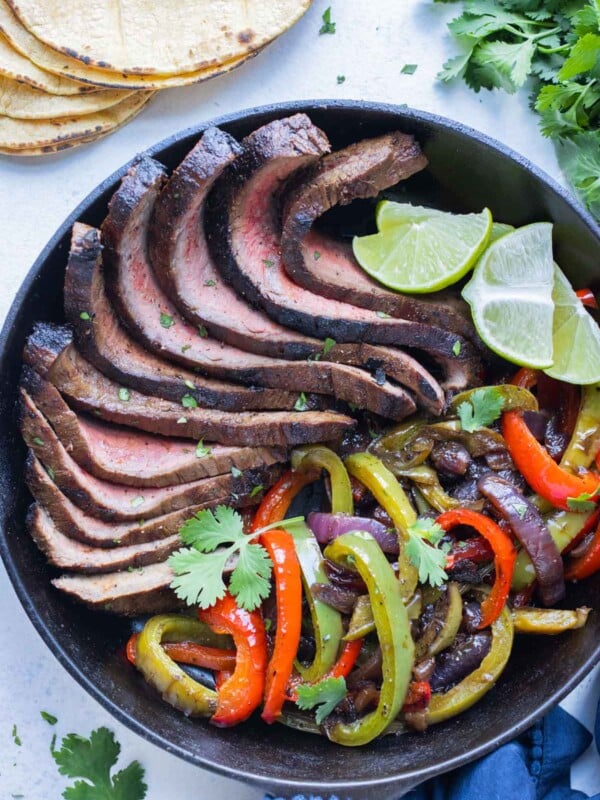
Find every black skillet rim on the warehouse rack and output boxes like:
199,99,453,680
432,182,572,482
1,99,599,798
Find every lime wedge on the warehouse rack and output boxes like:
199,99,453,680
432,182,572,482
462,223,555,368
489,222,514,243
352,202,493,293
544,265,600,385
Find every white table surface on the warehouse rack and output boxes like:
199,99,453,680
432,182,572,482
0,2,598,797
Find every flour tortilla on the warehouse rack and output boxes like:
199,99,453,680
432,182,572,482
0,1,259,89
0,89,152,149
0,30,95,94
5,0,311,75
0,74,132,118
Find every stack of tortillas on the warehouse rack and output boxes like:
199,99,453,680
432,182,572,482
0,0,311,156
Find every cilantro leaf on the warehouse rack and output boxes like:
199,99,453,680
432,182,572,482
322,337,336,356
159,313,174,329
405,519,450,587
558,32,600,80
566,487,600,512
41,711,58,725
557,131,600,219
52,727,146,800
168,505,285,611
457,387,505,432
294,392,309,411
195,440,212,458
296,676,347,724
319,6,336,35
401,63,418,74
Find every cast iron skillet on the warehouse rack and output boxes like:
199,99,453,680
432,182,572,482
1,101,599,800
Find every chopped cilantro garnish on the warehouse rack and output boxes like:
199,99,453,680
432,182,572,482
181,394,198,409
41,711,58,725
198,325,208,338
294,392,309,411
401,63,418,75
79,311,91,321
567,487,600,512
457,387,505,432
249,484,264,498
452,340,462,356
159,313,174,329
336,75,346,84
195,440,212,458
296,676,347,724
322,337,336,356
230,466,243,478
405,518,450,587
204,279,217,287
319,6,336,35
118,387,130,402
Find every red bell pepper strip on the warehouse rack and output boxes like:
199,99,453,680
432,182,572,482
445,537,494,570
403,680,431,712
511,368,538,390
502,410,600,510
252,470,316,529
564,521,600,580
437,509,517,629
125,633,236,672
198,593,267,727
576,288,598,309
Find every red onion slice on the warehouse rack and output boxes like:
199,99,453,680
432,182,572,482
307,512,399,554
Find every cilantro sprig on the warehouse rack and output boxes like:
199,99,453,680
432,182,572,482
567,487,600,511
52,727,147,800
168,506,304,611
436,0,600,220
457,386,504,432
295,676,347,724
405,518,450,587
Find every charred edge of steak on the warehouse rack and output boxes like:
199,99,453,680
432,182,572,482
51,561,180,615
28,503,181,574
149,126,320,361
65,222,304,412
21,371,289,488
206,113,331,309
22,322,72,376
25,454,260,548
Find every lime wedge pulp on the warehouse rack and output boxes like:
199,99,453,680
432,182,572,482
544,265,600,385
462,223,555,369
352,202,493,294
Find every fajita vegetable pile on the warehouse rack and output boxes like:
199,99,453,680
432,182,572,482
19,115,600,745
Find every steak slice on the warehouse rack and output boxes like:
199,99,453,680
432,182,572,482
26,455,244,548
65,223,300,412
101,155,420,419
23,327,355,447
280,133,476,342
29,504,180,574
52,562,178,615
23,367,286,488
21,390,284,521
207,114,481,390
148,131,443,413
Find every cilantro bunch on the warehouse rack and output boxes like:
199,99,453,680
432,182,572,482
437,0,600,219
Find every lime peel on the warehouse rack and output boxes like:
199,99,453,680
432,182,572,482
352,202,493,294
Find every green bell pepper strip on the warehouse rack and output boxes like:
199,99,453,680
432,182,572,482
344,590,422,641
427,604,514,725
426,582,463,658
135,615,226,717
286,520,343,682
449,385,539,416
344,452,418,600
561,384,600,472
512,606,590,634
323,531,415,746
291,445,354,515
512,508,595,590
392,465,460,512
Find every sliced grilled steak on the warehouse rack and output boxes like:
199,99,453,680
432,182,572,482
207,114,481,390
26,455,242,548
29,504,180,574
21,391,284,521
24,328,354,446
281,133,476,341
65,223,300,412
101,155,422,419
23,367,285,488
52,562,178,615
22,322,72,376
147,134,443,412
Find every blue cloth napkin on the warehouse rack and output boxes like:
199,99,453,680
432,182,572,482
269,699,599,800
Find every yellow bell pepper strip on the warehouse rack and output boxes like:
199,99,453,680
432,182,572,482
134,615,222,717
449,384,539,415
502,409,600,511
286,520,343,683
291,445,354,514
565,519,600,580
512,508,597,590
437,509,516,629
198,593,267,727
512,606,590,634
344,452,418,601
323,531,415,746
561,384,600,472
392,465,460,511
427,604,514,725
